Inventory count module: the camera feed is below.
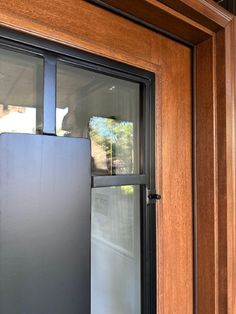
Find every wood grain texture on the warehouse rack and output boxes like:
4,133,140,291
98,0,233,35
0,0,153,66
94,0,213,44
224,19,236,314
152,36,193,314
214,26,236,313
158,0,233,31
0,1,194,314
232,19,236,314
196,37,218,314
216,29,228,314
94,4,236,312
0,1,235,314
195,21,236,314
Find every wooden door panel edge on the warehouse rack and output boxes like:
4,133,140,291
196,36,218,314
224,19,236,314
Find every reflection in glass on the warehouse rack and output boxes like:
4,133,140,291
91,186,141,314
0,48,43,134
89,117,134,175
56,62,140,175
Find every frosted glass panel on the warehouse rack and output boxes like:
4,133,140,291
0,134,91,314
0,48,43,133
91,186,140,314
56,62,140,175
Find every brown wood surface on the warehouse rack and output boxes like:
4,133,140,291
0,1,194,313
195,20,236,314
216,29,228,313
224,19,236,314
159,0,233,31
196,37,217,314
232,19,236,314
152,36,193,314
92,0,233,42
91,0,213,44
195,26,236,314
0,1,235,314
214,26,236,313
91,3,236,314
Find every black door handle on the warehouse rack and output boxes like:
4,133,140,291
148,193,161,201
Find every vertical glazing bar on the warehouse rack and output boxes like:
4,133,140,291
36,62,44,133
149,78,156,191
43,53,56,135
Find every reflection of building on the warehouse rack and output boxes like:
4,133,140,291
0,104,25,117
0,104,36,133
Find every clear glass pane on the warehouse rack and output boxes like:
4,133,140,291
56,62,140,175
91,185,141,314
0,47,43,134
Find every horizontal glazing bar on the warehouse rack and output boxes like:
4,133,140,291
92,174,147,188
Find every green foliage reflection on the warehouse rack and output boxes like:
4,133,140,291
89,116,134,174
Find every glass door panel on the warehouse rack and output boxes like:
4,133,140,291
91,186,141,314
0,48,43,134
56,61,140,175
0,37,154,314
56,60,146,314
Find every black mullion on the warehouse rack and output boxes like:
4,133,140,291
140,84,146,175
149,77,156,191
43,53,57,135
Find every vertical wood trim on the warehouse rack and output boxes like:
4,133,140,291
215,28,228,314
232,19,236,314
196,21,236,314
214,20,236,314
224,19,236,314
155,42,193,314
213,34,219,314
196,37,218,314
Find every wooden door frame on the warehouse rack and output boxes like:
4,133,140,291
92,1,236,313
0,0,234,313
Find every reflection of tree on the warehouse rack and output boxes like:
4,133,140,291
89,117,133,174
121,185,134,195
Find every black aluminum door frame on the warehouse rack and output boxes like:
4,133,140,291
0,26,157,314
